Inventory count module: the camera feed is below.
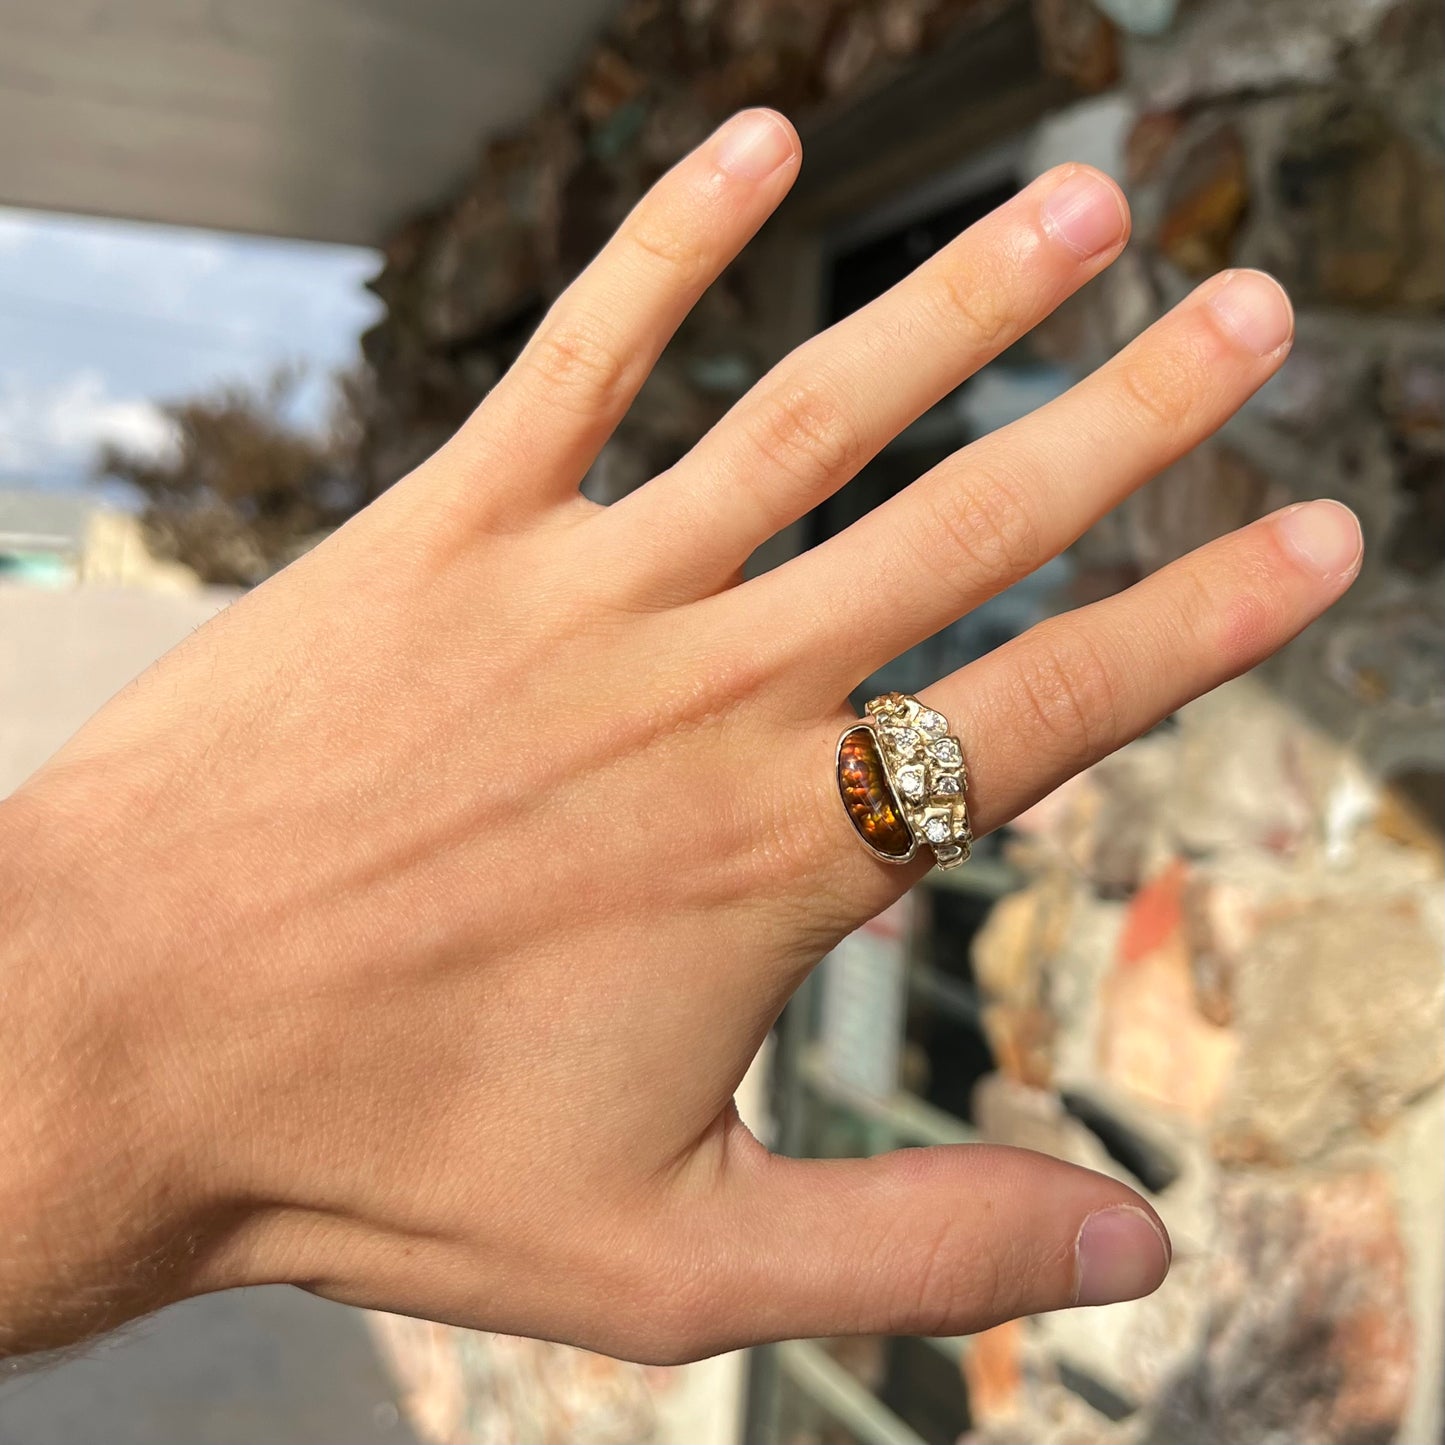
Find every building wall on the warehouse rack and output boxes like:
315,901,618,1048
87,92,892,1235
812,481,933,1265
356,1,1444,1441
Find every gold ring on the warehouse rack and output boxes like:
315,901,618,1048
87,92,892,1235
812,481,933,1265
836,692,972,870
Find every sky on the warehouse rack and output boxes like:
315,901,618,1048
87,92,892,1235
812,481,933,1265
0,207,383,494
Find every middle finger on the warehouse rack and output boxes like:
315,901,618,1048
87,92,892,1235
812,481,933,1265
605,164,1130,601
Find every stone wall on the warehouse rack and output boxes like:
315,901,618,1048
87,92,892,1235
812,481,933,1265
966,682,1443,1443
355,0,1444,1441
357,0,1028,499
961,3,1444,1441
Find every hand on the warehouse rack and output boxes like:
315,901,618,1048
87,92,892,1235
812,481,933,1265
0,109,1361,1362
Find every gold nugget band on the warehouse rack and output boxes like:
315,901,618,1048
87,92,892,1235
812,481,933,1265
836,692,972,870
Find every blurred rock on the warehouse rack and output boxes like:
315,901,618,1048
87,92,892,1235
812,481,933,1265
1089,246,1159,351
822,10,880,95
1059,1083,1184,1191
1155,123,1248,275
972,878,1073,1007
981,1002,1057,1089
369,1316,660,1444
1212,894,1445,1164
1031,1247,1216,1428
1091,0,1176,36
1388,453,1445,577
1126,440,1283,570
1270,95,1445,308
1136,0,1425,109
1031,0,1120,92
1375,768,1445,856
1096,861,1238,1123
973,1073,1116,1173
1162,680,1328,857
1381,348,1445,452
961,1320,1025,1430
972,880,1076,1087
1082,753,1172,898
1351,0,1445,152
1026,93,1134,180
1246,329,1372,432
576,46,648,126
1180,874,1254,1028
1323,596,1445,718
963,1383,1129,1445
878,0,930,55
1123,108,1181,184
1145,1170,1413,1444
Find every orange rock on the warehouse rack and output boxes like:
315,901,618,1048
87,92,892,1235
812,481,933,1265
1099,860,1237,1123
982,1003,1056,1090
1118,858,1188,966
964,1319,1024,1426
1157,124,1249,277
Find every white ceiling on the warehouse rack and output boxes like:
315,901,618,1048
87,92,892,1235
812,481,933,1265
0,0,621,245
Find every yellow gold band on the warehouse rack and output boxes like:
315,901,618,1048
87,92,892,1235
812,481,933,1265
836,693,972,870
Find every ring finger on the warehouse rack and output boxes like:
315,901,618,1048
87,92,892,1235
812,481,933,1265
801,499,1362,919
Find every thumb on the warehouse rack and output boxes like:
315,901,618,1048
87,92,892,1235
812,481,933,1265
705,1143,1170,1347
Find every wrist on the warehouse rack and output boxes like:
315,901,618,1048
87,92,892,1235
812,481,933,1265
0,781,248,1355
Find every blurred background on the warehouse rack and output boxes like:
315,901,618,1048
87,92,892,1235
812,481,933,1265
1,1,1441,1442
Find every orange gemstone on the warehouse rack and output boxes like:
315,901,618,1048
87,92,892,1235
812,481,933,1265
838,725,914,860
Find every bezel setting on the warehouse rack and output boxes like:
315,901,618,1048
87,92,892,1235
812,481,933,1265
836,692,974,870
835,720,919,864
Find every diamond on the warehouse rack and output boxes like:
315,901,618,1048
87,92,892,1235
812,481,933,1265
883,726,921,758
930,737,962,766
916,708,947,739
897,764,925,799
922,815,953,845
933,773,962,797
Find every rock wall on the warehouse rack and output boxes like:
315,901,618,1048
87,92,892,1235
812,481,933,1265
358,0,1023,499
355,0,1444,1441
966,1,1445,1441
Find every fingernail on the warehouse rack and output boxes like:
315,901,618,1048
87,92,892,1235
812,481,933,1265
715,110,795,180
1276,500,1364,579
1040,171,1128,259
1074,1207,1170,1307
1206,270,1294,356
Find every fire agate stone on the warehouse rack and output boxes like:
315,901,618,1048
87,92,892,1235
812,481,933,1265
838,725,913,859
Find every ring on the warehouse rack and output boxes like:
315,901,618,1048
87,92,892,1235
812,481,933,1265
836,692,972,870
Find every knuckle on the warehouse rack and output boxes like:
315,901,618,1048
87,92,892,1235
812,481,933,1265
871,1209,1022,1338
912,463,1042,589
935,261,1015,355
1181,550,1279,666
1111,336,1209,432
1011,620,1120,762
623,214,706,286
1172,564,1230,651
746,379,865,493
901,1218,967,1337
523,320,634,418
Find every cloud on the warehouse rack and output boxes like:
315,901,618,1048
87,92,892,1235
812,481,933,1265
0,369,178,480
0,211,33,253
0,208,380,483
